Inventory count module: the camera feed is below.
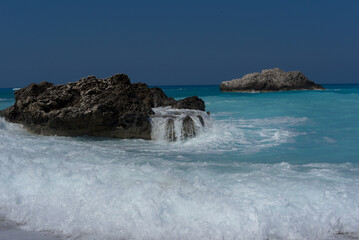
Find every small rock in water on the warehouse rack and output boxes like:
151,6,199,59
220,68,325,92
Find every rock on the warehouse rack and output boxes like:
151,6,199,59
220,68,325,92
171,96,205,111
0,74,206,139
181,116,196,139
197,115,205,126
165,118,176,142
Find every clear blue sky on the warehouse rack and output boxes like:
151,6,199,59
1,0,358,87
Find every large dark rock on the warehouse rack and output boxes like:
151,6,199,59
220,68,325,92
0,74,206,139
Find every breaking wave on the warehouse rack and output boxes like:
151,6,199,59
0,116,359,239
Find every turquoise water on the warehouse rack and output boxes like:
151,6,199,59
0,85,359,239
160,85,359,164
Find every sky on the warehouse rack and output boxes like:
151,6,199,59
0,0,358,87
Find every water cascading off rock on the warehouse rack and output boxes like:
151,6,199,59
150,107,211,142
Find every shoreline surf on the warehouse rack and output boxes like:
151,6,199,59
1,85,359,239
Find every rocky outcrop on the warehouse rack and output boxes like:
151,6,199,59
220,68,325,92
0,74,206,139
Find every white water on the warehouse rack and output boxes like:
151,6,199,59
150,107,211,142
0,117,359,239
0,217,61,240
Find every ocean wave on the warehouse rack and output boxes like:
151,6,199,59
1,117,358,239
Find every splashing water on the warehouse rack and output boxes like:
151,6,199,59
150,107,212,142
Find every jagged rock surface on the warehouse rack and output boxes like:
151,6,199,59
0,74,205,139
220,68,325,92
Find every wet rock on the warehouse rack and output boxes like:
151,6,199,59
165,118,177,142
181,116,196,139
0,74,206,139
197,115,205,126
220,68,325,92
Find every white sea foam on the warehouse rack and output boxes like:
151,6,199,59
0,217,61,240
167,116,305,155
150,107,211,142
323,136,337,143
0,117,359,239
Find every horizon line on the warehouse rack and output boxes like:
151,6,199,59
1,82,359,89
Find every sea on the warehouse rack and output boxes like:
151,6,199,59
0,85,359,240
